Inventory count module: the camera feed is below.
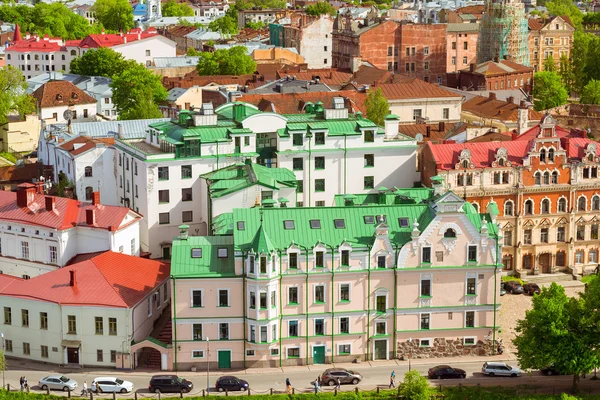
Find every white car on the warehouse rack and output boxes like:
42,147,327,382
91,377,134,393
39,375,78,391
482,362,521,377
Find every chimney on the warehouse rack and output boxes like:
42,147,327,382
439,121,445,131
426,125,431,137
517,101,529,135
16,183,36,208
179,224,189,240
45,196,55,212
507,96,514,104
86,209,96,226
469,63,475,72
511,132,518,141
92,191,100,205
488,92,497,100
117,123,124,139
35,180,45,194
384,114,400,139
69,270,77,287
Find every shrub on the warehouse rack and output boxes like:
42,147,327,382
502,276,524,285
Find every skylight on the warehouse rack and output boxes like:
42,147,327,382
364,216,374,224
334,219,345,229
237,221,245,230
398,218,409,227
284,220,295,230
310,220,321,229
191,248,202,258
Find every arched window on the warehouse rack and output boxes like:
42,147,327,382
504,201,514,216
85,186,93,200
593,195,600,211
84,166,92,177
543,171,550,185
589,154,595,162
525,200,534,215
548,148,555,161
70,50,76,56
541,199,550,214
558,198,567,212
462,160,469,168
498,158,504,166
552,171,558,184
534,172,541,185
444,228,456,238
578,196,587,211
540,148,546,162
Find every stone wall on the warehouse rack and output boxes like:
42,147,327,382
396,337,495,359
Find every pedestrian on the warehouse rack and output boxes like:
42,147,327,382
81,381,88,397
19,376,24,392
389,376,395,389
23,377,29,392
313,380,320,393
286,378,291,394
336,378,341,390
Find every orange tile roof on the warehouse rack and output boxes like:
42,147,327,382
456,5,484,15
462,95,542,122
276,68,354,87
378,78,461,100
237,90,368,114
32,81,97,108
464,59,533,76
398,122,460,142
58,136,115,157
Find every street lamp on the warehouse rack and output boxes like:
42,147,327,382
407,338,412,372
206,337,210,393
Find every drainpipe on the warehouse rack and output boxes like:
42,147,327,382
298,244,310,365
242,251,247,369
278,249,283,367
131,159,135,210
366,244,371,361
393,243,401,360
343,134,347,194
172,277,178,372
216,141,220,169
492,229,500,354
326,244,335,364
307,132,312,206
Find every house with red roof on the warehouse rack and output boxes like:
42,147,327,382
0,183,142,279
32,80,98,123
421,114,600,277
6,29,175,79
0,251,170,368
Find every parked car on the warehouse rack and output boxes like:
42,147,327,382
321,368,363,386
428,365,467,379
482,362,521,377
541,365,564,376
91,377,134,393
500,284,506,296
523,283,541,296
39,375,78,392
215,376,249,392
503,281,524,294
149,375,193,393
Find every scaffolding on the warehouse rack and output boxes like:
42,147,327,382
477,0,530,66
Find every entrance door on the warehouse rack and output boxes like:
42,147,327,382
217,350,231,369
313,346,325,364
539,253,551,273
374,340,387,360
67,347,79,364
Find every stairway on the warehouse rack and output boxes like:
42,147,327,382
145,350,162,369
155,320,172,345
523,272,574,284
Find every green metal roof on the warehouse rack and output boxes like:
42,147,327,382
333,188,434,206
213,213,234,235
171,236,235,278
250,224,275,254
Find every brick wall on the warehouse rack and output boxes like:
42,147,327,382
357,20,401,71
398,23,447,85
446,30,478,73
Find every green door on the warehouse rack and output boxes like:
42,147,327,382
218,350,231,369
313,346,325,364
374,340,387,360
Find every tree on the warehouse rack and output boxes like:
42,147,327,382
0,66,36,124
533,71,569,111
514,283,600,394
559,54,575,94
573,31,593,94
581,79,600,104
162,0,194,17
208,15,238,36
196,46,256,76
119,88,163,119
543,56,556,72
245,21,265,29
186,47,200,56
93,0,134,32
306,1,335,16
546,0,583,27
70,48,135,78
110,63,168,120
365,87,389,126
398,370,431,400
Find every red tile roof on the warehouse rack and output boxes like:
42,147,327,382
462,95,543,122
427,140,532,170
6,38,64,53
162,72,262,90
32,81,97,109
0,188,140,231
378,78,461,100
59,136,115,156
0,251,169,307
78,29,159,48
464,59,533,76
236,90,368,114
561,137,600,159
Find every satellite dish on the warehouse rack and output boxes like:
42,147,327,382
63,109,73,121
415,133,424,142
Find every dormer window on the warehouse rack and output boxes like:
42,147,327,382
72,93,78,100
498,158,504,166
444,228,456,238
462,160,469,168
56,94,62,101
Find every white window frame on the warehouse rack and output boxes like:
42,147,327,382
147,297,152,317
219,322,230,340
465,272,477,296
248,324,256,342
313,284,326,304
191,350,205,358
339,316,350,334
339,282,351,302
190,289,203,308
420,312,431,330
463,337,476,346
288,319,299,337
464,310,476,328
269,347,279,356
338,343,352,355
286,346,301,359
467,244,478,263
504,200,514,216
246,349,255,357
314,318,326,335
288,286,299,305
192,323,203,341
421,245,432,264
419,338,433,347
217,288,230,307
375,320,387,335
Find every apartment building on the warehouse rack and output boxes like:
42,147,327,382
32,81,98,123
446,23,479,73
528,16,574,72
421,114,600,276
169,190,500,370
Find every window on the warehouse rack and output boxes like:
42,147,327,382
260,257,267,273
315,156,325,170
341,249,349,266
377,255,386,268
579,197,587,211
399,218,409,227
524,229,532,245
287,252,297,269
557,226,566,242
420,314,430,330
421,279,431,297
49,246,57,264
158,167,169,181
237,221,245,231
374,322,386,336
293,133,303,146
310,220,321,230
284,220,295,230
260,326,267,342
131,238,136,255
218,290,229,307
463,41,468,50
293,158,303,170
182,188,193,201
465,311,475,327
21,241,29,259
21,309,29,327
424,61,429,70
315,251,324,267
287,348,300,358
364,176,374,189
315,132,325,144
193,324,203,340
315,319,324,335
558,198,567,212
534,172,541,185
593,196,600,211
576,250,584,264
422,247,431,263
4,307,11,325
219,323,229,340
376,294,386,313
541,199,550,214
339,344,350,354
260,292,267,309
413,109,422,120
541,228,549,243
444,228,456,238
23,342,30,355
40,312,48,330
289,287,298,304
524,200,533,215
192,290,203,307
364,154,374,167
504,230,513,246
340,284,350,301
577,225,585,241
504,201,514,216
315,179,325,192
592,224,599,240
548,148,555,161
157,212,171,225
466,277,476,295
443,108,449,119
315,285,325,303
339,317,350,334
158,190,170,203
192,350,204,358
468,246,477,262
289,320,298,337
84,166,93,178
591,250,598,263
4,340,11,352
38,345,47,358
67,315,77,334
335,219,346,229
250,326,256,342
364,130,374,143
109,318,117,335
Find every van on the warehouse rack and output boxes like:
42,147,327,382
481,362,521,377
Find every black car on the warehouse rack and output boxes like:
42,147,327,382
215,376,249,392
428,365,467,379
504,281,524,294
523,283,541,296
541,366,564,376
149,375,193,393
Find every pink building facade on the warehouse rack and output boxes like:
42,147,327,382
169,190,500,370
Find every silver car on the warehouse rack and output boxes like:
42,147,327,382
39,375,78,391
482,362,521,377
91,377,134,393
